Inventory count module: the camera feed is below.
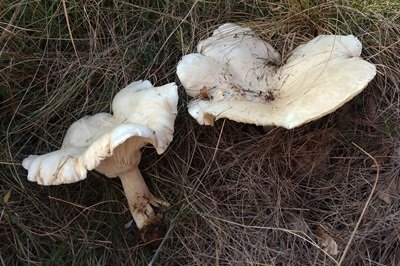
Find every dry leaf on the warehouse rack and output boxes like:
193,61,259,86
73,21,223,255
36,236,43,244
377,175,400,205
321,235,339,256
316,225,339,256
377,146,400,204
3,189,12,204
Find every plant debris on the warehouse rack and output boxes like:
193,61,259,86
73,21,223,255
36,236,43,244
316,225,339,256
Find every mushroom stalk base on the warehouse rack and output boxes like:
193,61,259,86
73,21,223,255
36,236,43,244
119,167,169,246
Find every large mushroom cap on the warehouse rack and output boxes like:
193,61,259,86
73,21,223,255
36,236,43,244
22,80,178,185
177,23,377,129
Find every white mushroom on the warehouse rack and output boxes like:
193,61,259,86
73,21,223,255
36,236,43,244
22,80,178,245
177,23,377,129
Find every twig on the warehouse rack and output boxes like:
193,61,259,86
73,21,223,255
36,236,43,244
62,0,80,63
337,143,380,265
0,3,22,45
202,119,225,178
0,2,23,60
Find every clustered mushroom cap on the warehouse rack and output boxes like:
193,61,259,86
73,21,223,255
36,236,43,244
177,23,377,129
22,80,178,185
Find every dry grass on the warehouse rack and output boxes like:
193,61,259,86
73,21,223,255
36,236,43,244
1,0,399,265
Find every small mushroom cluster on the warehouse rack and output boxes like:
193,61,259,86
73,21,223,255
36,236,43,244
22,23,376,247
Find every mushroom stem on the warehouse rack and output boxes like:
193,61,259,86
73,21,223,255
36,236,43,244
119,167,170,246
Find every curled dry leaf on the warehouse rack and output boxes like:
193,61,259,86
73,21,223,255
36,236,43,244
316,225,339,256
321,235,339,256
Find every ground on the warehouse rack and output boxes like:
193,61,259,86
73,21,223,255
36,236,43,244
0,1,399,265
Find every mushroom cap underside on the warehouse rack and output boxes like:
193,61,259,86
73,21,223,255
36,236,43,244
22,123,155,185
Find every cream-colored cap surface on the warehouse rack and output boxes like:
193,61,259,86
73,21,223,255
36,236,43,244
177,23,376,129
